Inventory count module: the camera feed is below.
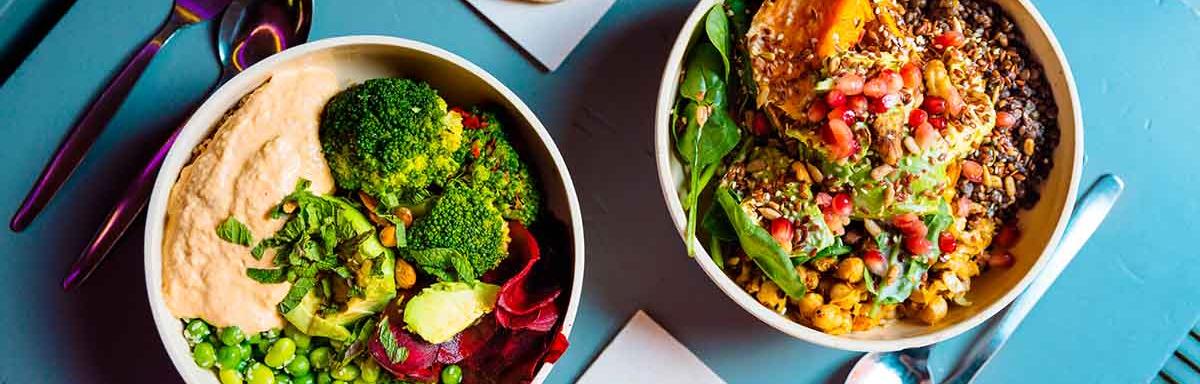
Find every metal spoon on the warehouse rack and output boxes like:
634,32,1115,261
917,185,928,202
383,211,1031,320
61,0,313,291
845,174,1125,384
9,0,233,232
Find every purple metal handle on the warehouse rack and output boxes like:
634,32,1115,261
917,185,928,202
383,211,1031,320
9,18,185,232
61,129,183,290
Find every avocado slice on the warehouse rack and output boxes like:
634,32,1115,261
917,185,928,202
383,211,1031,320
283,197,397,340
404,281,500,344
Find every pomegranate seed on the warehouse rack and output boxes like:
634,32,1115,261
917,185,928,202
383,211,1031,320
909,109,929,127
880,70,905,93
905,236,932,255
994,224,1021,249
848,95,869,115
955,196,971,217
836,74,865,95
863,78,889,98
923,96,947,114
807,101,828,123
929,115,947,131
901,63,922,90
869,98,889,114
822,118,856,159
827,106,856,126
939,232,957,253
831,193,853,216
826,89,848,108
914,121,940,149
996,111,1018,128
934,30,966,49
987,252,1015,268
961,160,984,183
752,113,770,136
892,213,928,238
770,218,794,247
863,249,888,276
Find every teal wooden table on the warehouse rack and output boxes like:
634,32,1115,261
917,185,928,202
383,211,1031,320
1,1,1198,383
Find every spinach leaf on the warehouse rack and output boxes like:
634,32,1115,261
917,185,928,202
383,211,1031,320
702,200,736,242
715,186,806,298
676,103,742,167
679,44,725,103
704,4,731,78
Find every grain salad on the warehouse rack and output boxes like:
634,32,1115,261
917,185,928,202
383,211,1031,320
672,0,1058,335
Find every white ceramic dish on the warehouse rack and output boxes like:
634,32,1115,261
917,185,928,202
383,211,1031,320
144,36,585,383
655,0,1082,352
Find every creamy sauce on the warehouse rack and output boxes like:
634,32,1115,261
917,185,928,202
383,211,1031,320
163,62,339,333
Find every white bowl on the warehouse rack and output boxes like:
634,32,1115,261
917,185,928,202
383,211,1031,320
144,36,585,383
655,0,1082,352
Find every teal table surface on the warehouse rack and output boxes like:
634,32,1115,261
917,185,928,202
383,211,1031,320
1,1,1198,383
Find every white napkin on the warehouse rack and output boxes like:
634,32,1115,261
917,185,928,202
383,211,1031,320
578,310,726,384
464,0,616,71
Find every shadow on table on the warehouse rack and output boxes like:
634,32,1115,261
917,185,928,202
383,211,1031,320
40,112,189,383
553,2,858,382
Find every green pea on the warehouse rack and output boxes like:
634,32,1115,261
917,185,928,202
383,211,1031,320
248,332,263,344
332,381,347,384
286,354,311,376
275,374,293,384
219,368,244,384
220,326,246,346
316,372,332,384
309,347,333,370
357,359,379,383
246,362,276,384
441,364,462,384
284,326,313,350
331,364,359,381
192,342,217,368
217,345,243,369
185,319,211,343
352,379,368,384
292,374,315,384
265,338,298,368
238,343,253,361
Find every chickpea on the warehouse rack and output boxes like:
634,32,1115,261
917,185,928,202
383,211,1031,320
804,270,821,290
797,293,824,318
829,282,858,309
811,304,845,332
811,257,837,272
917,295,949,325
756,281,783,307
835,257,864,283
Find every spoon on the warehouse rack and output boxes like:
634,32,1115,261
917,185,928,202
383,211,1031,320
844,174,1125,384
9,0,233,232
60,0,314,291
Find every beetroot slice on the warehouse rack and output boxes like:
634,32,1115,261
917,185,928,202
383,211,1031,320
369,320,440,381
496,303,559,332
437,315,499,364
543,332,569,364
498,222,558,315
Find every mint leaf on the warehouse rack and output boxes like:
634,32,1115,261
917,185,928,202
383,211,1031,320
216,216,253,246
246,268,287,284
377,317,408,364
277,277,315,314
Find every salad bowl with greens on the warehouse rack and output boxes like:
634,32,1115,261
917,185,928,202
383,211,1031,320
146,36,583,383
656,0,1081,351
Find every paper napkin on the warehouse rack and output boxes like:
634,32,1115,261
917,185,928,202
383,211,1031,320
578,310,726,384
464,0,616,71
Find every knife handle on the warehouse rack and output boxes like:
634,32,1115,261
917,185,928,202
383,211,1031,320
10,17,185,232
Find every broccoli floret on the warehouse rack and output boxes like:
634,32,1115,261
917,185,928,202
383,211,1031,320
407,182,511,277
456,108,542,225
320,78,464,206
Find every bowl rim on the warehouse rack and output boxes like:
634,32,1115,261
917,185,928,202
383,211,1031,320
653,0,1082,352
143,35,585,382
